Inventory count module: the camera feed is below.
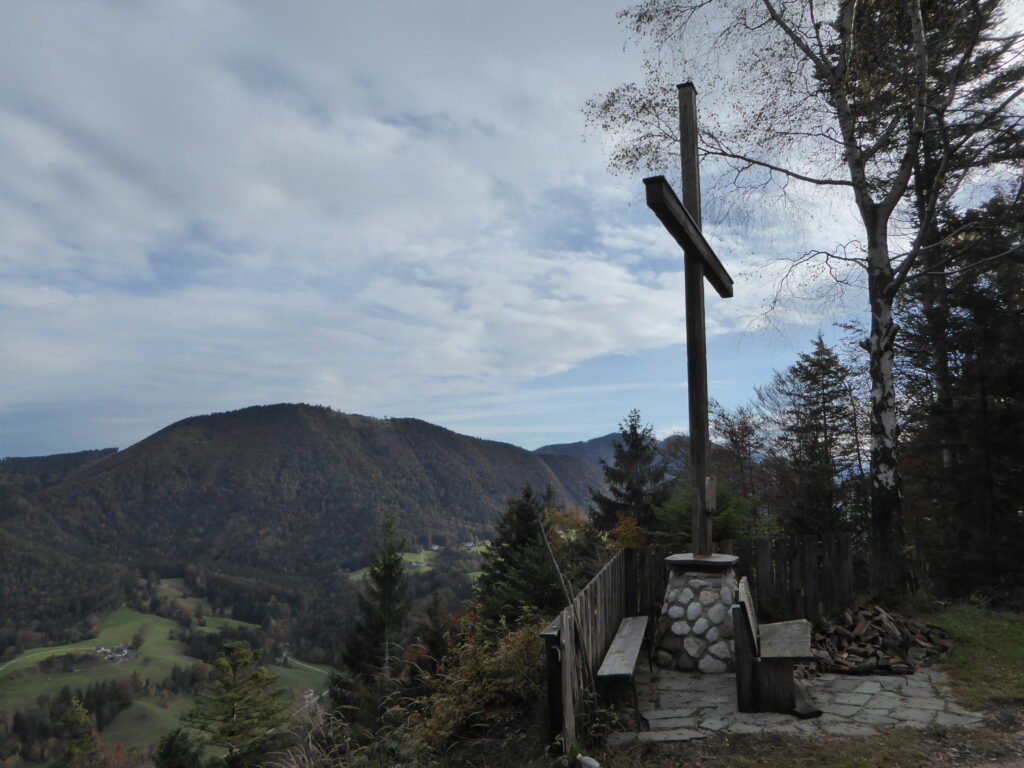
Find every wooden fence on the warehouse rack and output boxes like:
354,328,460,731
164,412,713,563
717,532,858,622
540,547,667,749
540,534,860,750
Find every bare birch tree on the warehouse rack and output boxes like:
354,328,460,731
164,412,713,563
586,0,1023,593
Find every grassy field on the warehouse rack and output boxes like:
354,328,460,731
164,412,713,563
156,577,208,613
100,694,194,751
0,595,334,757
0,607,197,711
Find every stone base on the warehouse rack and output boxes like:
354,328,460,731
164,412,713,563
656,554,738,673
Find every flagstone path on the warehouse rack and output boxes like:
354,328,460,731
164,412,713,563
608,665,984,745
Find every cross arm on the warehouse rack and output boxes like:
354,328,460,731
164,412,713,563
644,175,734,298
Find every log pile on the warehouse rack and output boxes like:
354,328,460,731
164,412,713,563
810,606,953,675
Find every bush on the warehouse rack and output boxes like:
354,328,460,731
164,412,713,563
417,614,545,749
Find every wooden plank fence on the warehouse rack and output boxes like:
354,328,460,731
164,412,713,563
540,534,860,750
717,532,858,622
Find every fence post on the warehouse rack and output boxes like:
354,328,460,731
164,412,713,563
624,548,638,616
540,614,564,743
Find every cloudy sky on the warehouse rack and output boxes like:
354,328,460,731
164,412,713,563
0,0,863,458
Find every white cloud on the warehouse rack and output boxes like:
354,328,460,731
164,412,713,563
0,0,866,456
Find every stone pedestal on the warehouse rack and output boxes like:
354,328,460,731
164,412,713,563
655,553,738,673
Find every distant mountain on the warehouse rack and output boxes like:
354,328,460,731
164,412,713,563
534,433,620,467
0,404,606,651
4,404,603,574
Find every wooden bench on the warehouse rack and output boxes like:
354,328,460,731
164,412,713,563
596,615,649,730
732,577,821,718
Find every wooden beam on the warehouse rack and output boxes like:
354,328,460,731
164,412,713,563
679,82,702,230
643,175,733,299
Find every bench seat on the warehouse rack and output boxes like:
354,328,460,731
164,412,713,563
596,615,648,730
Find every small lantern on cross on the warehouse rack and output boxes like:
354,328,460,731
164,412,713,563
643,82,734,556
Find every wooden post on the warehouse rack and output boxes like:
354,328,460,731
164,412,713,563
679,82,711,555
624,547,638,616
540,615,564,743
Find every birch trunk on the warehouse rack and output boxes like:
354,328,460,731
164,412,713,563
866,238,909,594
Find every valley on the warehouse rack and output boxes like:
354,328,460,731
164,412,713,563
0,585,333,763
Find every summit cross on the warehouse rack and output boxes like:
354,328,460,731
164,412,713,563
643,82,733,556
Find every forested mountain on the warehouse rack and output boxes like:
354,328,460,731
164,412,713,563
0,404,603,653
535,432,629,467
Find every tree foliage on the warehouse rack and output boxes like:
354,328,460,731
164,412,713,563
590,409,671,531
897,193,1024,593
757,335,869,534
707,335,869,537
586,0,1023,593
182,641,290,768
475,486,566,628
340,515,411,678
153,728,205,768
51,698,101,768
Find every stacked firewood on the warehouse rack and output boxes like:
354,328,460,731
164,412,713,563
810,606,953,674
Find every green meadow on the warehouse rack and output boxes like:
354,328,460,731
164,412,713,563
0,596,333,755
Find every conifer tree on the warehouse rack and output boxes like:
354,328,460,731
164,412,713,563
182,641,290,768
153,728,204,768
590,409,670,531
757,336,867,534
476,485,565,627
52,698,101,768
340,515,410,678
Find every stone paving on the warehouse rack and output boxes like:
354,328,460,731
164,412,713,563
608,664,985,744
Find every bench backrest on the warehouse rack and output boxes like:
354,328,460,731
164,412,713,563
737,576,759,649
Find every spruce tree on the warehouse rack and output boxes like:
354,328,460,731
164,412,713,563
590,409,670,531
475,485,565,627
52,698,101,768
182,641,290,768
340,515,410,678
153,728,204,768
757,336,867,534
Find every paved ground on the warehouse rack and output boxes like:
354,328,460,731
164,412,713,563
608,664,984,744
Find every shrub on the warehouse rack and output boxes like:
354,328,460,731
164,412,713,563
417,613,544,749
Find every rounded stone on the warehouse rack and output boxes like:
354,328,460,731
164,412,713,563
676,653,697,671
683,636,705,658
656,650,673,667
699,590,718,606
692,617,710,636
708,641,732,660
671,621,688,636
686,602,703,621
706,627,720,643
720,619,735,639
679,587,694,604
689,578,709,588
666,589,679,604
720,586,733,605
708,603,726,625
668,605,686,619
698,656,728,674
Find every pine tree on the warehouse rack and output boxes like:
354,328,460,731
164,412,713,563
182,641,290,768
153,728,204,768
590,409,670,530
898,194,1024,591
757,336,868,534
52,698,101,768
475,485,565,627
340,515,410,678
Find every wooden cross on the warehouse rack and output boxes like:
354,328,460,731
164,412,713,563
644,82,733,556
